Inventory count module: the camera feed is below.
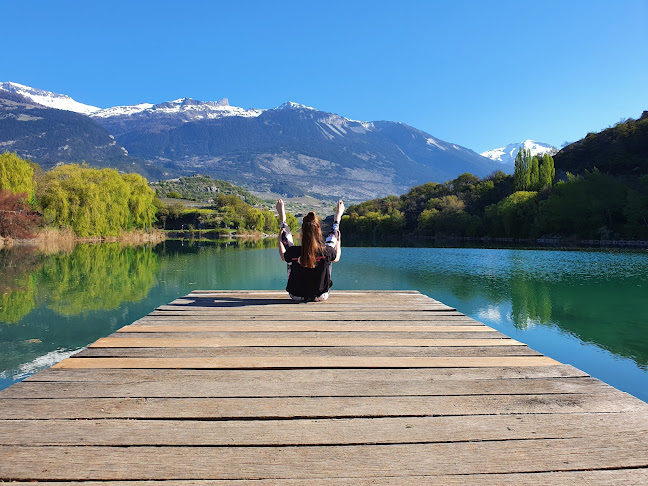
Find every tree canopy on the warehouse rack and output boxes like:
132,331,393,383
38,164,157,237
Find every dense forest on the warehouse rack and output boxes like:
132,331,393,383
342,114,648,243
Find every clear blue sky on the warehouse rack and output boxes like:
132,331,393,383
3,0,647,152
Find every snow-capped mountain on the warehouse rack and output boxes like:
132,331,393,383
0,81,503,199
0,82,100,115
481,140,557,166
92,97,263,121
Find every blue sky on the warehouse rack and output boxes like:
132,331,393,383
3,0,647,152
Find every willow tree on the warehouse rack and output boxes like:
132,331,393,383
0,152,35,201
122,173,157,230
39,164,157,237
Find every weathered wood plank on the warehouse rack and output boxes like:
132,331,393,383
1,470,647,485
52,356,558,369
2,433,648,479
73,345,542,358
26,365,586,383
154,306,458,313
3,412,648,446
145,312,466,320
134,316,481,325
1,391,643,420
88,337,524,348
0,377,609,399
160,304,457,312
111,331,505,340
117,324,496,333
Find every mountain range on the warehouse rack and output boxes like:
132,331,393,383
1,81,509,200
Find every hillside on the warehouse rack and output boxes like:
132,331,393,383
151,175,261,204
554,111,648,176
0,91,164,179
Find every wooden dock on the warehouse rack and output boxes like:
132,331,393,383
1,290,647,484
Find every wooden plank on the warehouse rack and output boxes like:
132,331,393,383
1,391,644,420
3,412,648,446
73,345,542,358
1,377,610,399
2,433,648,479
145,312,466,320
52,356,559,369
161,304,456,312
26,365,587,383
154,306,458,313
1,470,647,485
109,331,510,340
133,317,481,325
117,324,496,332
88,337,525,348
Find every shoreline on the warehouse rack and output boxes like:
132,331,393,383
0,229,166,251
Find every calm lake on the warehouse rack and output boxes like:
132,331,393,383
1,239,647,402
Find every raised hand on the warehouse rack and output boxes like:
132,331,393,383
276,198,286,223
335,199,345,220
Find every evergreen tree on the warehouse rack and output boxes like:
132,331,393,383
529,156,540,190
513,148,531,191
538,153,555,189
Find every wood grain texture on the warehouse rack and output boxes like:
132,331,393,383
52,356,559,369
1,376,609,399
24,365,588,382
1,470,647,485
2,434,648,480
1,391,644,420
117,324,496,332
2,290,647,483
73,345,542,358
3,412,648,446
89,337,523,348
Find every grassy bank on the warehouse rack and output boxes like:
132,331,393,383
0,228,165,253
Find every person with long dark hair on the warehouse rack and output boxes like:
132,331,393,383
276,198,344,302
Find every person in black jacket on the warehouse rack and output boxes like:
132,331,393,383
276,198,344,302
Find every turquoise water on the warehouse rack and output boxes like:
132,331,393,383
1,240,647,402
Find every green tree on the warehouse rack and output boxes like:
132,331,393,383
122,173,157,230
513,148,532,191
538,153,555,189
38,164,156,237
488,191,538,238
529,156,540,190
244,208,265,231
0,152,35,201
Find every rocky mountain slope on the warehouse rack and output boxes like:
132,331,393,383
1,82,502,199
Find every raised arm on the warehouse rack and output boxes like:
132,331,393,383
276,199,287,261
332,199,344,262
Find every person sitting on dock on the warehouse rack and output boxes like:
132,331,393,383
276,198,345,302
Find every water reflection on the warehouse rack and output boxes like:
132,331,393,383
39,243,160,315
334,248,648,373
0,247,42,323
1,242,646,402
